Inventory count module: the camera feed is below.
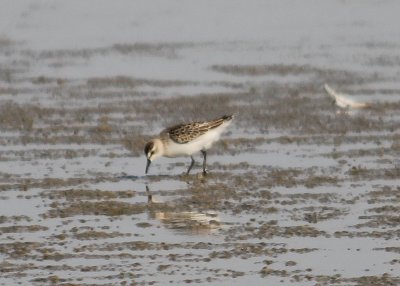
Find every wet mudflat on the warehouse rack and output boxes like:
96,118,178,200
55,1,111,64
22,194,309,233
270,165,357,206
1,1,400,285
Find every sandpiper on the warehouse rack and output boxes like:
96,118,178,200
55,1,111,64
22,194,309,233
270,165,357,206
144,115,233,175
324,84,370,109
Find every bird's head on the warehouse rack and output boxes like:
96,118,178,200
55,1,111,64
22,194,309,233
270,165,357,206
144,139,163,174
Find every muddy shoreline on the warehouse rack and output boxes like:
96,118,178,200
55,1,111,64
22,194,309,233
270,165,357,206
1,2,400,285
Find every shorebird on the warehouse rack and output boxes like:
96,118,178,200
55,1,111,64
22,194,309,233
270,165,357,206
144,115,233,175
324,84,370,109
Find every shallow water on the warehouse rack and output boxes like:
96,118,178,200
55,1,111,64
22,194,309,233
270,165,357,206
1,1,400,285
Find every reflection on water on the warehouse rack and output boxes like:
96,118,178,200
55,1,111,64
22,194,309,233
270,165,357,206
150,210,220,235
146,184,221,235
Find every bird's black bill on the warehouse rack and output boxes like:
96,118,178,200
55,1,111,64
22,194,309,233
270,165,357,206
145,159,151,174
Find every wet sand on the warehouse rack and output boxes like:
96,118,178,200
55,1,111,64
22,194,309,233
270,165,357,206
1,1,400,285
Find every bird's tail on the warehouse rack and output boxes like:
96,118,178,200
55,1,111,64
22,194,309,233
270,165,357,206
221,114,234,122
206,114,234,130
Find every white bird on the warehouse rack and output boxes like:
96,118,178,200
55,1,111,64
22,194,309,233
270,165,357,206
144,115,233,175
324,84,369,109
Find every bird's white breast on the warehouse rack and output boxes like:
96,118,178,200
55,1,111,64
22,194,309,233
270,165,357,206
163,122,230,157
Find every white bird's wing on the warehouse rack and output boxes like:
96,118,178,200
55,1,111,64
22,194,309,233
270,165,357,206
324,84,369,109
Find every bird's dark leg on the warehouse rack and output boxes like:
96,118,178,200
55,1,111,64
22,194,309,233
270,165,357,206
146,185,152,203
187,156,195,175
201,150,207,176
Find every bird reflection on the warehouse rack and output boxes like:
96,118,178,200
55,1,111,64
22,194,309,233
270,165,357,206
145,185,221,235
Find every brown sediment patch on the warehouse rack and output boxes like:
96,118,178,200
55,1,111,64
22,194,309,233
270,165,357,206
0,215,32,224
74,241,161,252
346,166,400,181
334,229,400,239
211,64,366,85
136,222,152,228
0,242,42,258
291,273,400,285
73,230,130,240
302,175,340,188
224,220,328,240
285,192,339,204
327,147,396,159
0,177,115,192
31,276,67,285
26,42,193,61
0,225,48,234
367,205,400,214
187,167,339,191
211,64,353,77
346,274,400,286
374,247,400,254
0,102,38,131
260,266,289,277
221,133,388,149
44,201,147,218
291,206,346,223
354,215,400,228
31,76,66,86
40,189,136,200
87,76,196,89
112,42,192,58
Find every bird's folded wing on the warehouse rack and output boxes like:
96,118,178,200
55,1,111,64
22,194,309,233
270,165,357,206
163,118,226,144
